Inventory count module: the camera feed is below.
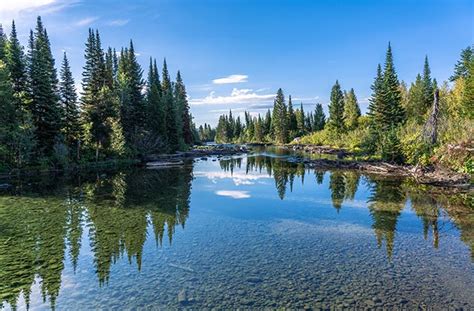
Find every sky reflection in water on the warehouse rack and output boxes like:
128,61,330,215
0,154,472,310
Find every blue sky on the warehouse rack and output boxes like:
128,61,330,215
0,0,472,126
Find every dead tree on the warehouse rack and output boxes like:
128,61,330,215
423,89,440,145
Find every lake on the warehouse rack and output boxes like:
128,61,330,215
0,151,473,309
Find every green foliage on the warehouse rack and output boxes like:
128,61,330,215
343,88,360,130
399,121,432,166
327,80,345,134
272,88,288,144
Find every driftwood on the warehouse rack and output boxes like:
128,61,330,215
293,158,471,188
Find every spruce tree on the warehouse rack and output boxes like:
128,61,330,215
161,59,179,151
450,45,473,81
296,103,306,135
5,21,28,112
59,52,80,159
368,64,384,124
0,60,17,166
272,88,288,144
146,58,165,141
287,95,297,136
406,74,425,123
327,80,345,133
313,103,326,131
0,24,6,61
343,88,360,130
28,16,62,155
422,56,434,112
175,71,192,145
381,43,405,128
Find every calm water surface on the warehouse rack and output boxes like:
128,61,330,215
0,152,473,310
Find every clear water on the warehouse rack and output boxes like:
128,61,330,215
0,153,473,310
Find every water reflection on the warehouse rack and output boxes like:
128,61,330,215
0,165,193,309
0,155,472,309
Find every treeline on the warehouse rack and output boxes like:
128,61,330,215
0,17,200,171
215,96,327,144
198,123,216,142
215,43,473,171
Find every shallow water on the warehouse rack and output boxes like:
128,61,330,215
0,153,473,310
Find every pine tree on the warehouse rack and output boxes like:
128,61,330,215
5,21,28,112
381,43,405,128
296,103,306,135
28,16,62,155
343,88,360,130
146,58,165,141
175,71,192,146
0,24,6,61
118,40,145,148
287,95,297,136
272,88,288,144
59,52,80,159
264,109,272,136
327,80,345,133
313,103,326,131
450,45,473,81
0,60,18,166
368,64,384,124
161,59,179,151
422,56,434,112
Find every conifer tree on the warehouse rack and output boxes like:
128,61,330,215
313,103,326,131
0,60,18,166
272,88,288,144
264,109,272,136
146,58,165,141
422,56,434,112
59,52,80,159
161,59,179,151
287,95,297,135
175,71,192,145
0,24,6,61
327,80,345,133
381,43,405,128
296,103,306,135
368,64,384,124
406,74,425,123
28,16,62,155
5,21,28,112
450,45,473,81
343,88,360,130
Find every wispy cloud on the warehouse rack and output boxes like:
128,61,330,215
215,190,251,199
195,170,272,186
190,88,275,106
75,16,99,27
106,19,130,26
213,74,248,84
0,0,79,20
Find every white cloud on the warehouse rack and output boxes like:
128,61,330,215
215,190,251,199
75,16,99,27
190,88,276,106
195,170,272,186
107,19,130,26
213,74,248,84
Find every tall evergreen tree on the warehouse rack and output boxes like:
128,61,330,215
296,103,306,135
422,56,434,111
0,24,6,61
313,103,326,131
450,45,473,81
146,58,165,141
406,74,426,123
5,21,28,112
343,88,360,130
327,80,345,133
0,60,18,166
161,59,179,151
272,88,288,144
381,43,405,128
175,71,192,145
28,16,62,155
59,52,80,159
287,95,297,135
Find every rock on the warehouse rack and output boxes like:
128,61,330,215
177,289,188,304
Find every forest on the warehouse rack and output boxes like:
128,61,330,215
214,44,473,173
0,17,199,172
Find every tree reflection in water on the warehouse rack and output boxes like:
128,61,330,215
0,156,472,309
